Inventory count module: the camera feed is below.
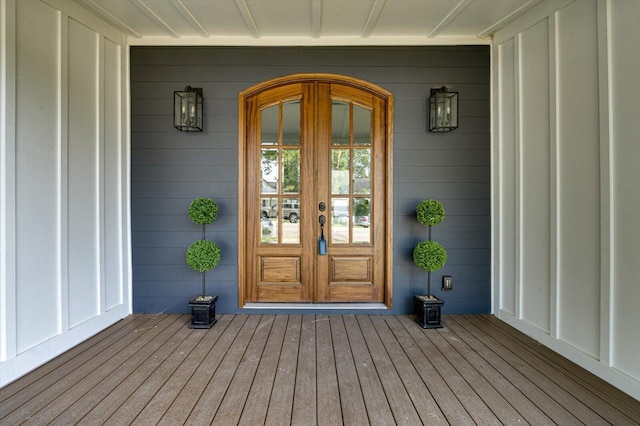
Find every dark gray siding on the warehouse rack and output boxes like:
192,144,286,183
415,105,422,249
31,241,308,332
131,46,490,315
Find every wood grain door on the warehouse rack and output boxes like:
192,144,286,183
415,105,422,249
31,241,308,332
240,75,392,305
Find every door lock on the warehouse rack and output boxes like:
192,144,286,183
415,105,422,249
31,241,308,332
319,202,326,212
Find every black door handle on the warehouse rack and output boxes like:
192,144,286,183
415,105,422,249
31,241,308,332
318,214,327,255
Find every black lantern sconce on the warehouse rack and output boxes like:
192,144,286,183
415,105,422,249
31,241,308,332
429,86,458,132
174,86,203,131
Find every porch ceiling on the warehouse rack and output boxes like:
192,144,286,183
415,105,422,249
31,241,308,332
74,0,539,45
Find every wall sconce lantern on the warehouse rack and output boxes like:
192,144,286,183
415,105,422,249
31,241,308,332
174,86,203,132
429,86,458,132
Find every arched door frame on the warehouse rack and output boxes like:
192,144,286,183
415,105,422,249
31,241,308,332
238,73,394,308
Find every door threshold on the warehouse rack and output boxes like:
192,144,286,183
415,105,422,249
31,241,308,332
244,303,388,310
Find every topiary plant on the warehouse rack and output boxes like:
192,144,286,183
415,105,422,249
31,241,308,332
413,240,447,272
416,199,445,227
186,240,221,273
187,197,220,299
189,197,219,225
413,199,447,297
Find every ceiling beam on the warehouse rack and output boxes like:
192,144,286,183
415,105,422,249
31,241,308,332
131,0,179,38
362,0,386,38
311,0,322,38
80,0,142,38
428,0,473,38
170,0,209,37
234,0,260,38
477,0,541,38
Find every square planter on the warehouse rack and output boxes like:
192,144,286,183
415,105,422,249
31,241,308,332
188,295,218,329
414,295,444,329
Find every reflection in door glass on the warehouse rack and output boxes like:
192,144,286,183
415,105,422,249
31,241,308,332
261,104,278,145
353,198,371,244
331,149,350,195
260,197,278,244
332,101,350,145
331,198,349,244
353,104,371,145
282,149,300,194
282,100,301,146
353,148,371,194
281,198,300,244
261,149,278,194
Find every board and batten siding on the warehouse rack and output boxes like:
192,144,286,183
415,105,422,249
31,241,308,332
0,0,130,387
130,46,490,315
492,0,640,401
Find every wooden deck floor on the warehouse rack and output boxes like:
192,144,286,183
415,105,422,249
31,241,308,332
1,314,639,425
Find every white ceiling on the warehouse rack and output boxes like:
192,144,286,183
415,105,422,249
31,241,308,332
74,0,540,45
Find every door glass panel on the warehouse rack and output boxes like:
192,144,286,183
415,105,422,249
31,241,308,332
331,198,349,244
260,100,303,245
353,198,371,244
331,148,350,195
281,198,300,244
353,148,371,194
332,101,350,145
261,149,279,194
261,104,279,145
282,149,300,194
353,104,371,145
282,100,301,146
260,197,278,244
261,197,278,219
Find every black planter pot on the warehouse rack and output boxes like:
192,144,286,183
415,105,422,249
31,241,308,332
414,295,444,329
188,295,218,329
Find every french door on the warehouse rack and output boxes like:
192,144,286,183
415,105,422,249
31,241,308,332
239,75,393,305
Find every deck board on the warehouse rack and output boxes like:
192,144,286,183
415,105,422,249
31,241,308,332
446,315,583,425
157,314,248,425
384,316,476,424
397,315,502,425
454,315,621,425
436,317,553,424
184,314,263,424
356,316,422,425
132,314,234,424
315,315,343,425
369,316,449,424
1,313,639,425
343,315,396,425
262,315,301,425
286,315,313,425
478,314,640,424
330,315,370,425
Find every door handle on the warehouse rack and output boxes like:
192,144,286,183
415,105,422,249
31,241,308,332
318,215,327,255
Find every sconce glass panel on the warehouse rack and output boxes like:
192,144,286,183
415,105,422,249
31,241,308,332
429,87,458,132
174,86,203,131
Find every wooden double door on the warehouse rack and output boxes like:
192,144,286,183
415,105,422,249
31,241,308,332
239,75,392,305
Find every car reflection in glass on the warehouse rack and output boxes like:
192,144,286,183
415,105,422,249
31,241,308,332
355,215,369,227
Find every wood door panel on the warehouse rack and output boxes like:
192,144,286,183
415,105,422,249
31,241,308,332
331,257,372,282
260,256,301,282
327,285,377,302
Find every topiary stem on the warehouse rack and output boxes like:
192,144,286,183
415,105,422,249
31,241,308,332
428,225,432,295
201,224,206,295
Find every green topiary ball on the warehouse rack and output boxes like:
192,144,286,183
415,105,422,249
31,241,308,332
416,199,445,227
186,240,221,272
189,197,219,225
413,240,447,272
